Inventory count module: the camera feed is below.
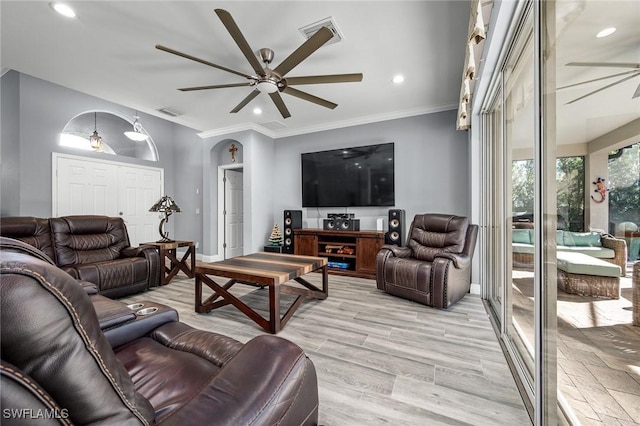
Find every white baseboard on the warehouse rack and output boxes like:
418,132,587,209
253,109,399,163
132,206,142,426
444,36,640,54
470,283,480,295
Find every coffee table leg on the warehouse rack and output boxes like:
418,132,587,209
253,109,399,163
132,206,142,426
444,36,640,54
195,273,203,312
269,285,281,334
322,264,328,296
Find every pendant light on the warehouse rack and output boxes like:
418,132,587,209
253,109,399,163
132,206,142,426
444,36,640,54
89,112,102,150
124,112,149,141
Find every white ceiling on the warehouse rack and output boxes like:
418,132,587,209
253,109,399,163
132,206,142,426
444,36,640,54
3,1,638,144
0,1,472,137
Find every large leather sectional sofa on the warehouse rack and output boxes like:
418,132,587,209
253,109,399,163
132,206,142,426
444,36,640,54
0,215,160,297
0,237,319,425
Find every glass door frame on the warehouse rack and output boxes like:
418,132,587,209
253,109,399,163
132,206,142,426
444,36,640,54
478,0,559,423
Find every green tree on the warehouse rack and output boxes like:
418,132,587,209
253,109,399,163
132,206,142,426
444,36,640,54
512,157,585,230
557,157,584,231
609,142,640,227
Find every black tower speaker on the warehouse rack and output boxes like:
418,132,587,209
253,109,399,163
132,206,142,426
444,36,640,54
385,209,405,246
283,210,302,254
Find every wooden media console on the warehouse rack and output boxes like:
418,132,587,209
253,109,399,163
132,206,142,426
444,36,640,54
294,228,385,279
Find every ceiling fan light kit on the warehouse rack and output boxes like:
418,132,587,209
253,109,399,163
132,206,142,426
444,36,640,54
156,8,363,119
124,115,149,141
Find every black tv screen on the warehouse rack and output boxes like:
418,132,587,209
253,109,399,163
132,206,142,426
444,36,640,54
302,143,395,207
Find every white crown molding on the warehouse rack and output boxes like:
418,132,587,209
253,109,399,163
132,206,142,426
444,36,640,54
197,122,275,139
197,104,458,140
272,104,458,138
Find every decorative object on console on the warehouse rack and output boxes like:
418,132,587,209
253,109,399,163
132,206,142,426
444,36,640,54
591,177,609,203
269,223,283,246
385,209,406,246
149,195,181,242
88,111,102,150
123,112,149,141
283,210,302,254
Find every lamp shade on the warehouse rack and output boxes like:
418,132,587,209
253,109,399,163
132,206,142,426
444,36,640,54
149,195,181,214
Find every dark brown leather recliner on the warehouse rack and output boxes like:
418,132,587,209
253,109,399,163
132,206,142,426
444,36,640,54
376,214,478,309
0,237,319,425
0,215,160,297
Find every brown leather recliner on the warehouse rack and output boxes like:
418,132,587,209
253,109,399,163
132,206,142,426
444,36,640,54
0,237,319,425
376,213,478,309
0,215,160,297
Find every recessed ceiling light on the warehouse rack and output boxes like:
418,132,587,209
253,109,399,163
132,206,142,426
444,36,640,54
253,107,262,115
50,2,77,18
596,27,616,38
392,75,405,84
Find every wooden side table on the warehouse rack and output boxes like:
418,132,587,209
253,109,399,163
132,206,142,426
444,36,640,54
143,240,195,285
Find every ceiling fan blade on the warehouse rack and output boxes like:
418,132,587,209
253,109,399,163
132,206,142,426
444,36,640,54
566,72,640,104
230,90,260,113
566,62,640,69
273,27,334,78
557,70,640,90
179,82,253,92
155,45,251,79
283,87,337,109
269,92,291,119
214,9,265,77
286,74,363,85
633,81,640,99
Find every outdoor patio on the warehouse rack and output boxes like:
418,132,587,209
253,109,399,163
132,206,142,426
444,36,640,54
512,262,640,425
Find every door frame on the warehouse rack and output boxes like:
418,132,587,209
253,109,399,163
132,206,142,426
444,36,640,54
217,163,244,260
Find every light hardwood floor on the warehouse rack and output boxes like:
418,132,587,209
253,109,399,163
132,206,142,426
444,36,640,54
122,273,531,425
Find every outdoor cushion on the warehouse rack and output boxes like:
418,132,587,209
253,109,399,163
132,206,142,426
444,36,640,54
557,230,564,245
512,229,531,244
563,231,602,247
558,246,614,258
511,244,615,258
556,252,621,277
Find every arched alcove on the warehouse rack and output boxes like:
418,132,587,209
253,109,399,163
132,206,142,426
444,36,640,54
60,110,158,161
202,139,245,259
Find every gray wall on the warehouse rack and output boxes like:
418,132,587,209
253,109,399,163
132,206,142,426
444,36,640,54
1,71,20,216
272,111,470,232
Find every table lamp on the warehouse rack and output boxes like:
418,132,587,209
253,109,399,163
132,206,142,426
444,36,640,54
149,195,181,242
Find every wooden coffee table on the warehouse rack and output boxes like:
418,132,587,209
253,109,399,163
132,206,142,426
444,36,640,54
194,252,328,333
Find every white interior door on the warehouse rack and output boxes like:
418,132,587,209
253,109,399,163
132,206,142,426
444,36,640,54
224,168,243,259
55,156,118,216
117,167,162,246
54,154,163,246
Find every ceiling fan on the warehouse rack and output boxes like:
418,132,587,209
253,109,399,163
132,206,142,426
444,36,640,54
560,62,640,104
156,9,363,119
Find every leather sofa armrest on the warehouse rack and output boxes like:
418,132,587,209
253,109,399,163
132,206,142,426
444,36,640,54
105,303,178,348
381,245,413,258
157,334,318,426
434,252,471,269
121,245,161,288
80,280,98,295
121,245,154,258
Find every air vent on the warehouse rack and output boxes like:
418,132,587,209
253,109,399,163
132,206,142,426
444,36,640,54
260,120,287,130
299,17,343,46
156,107,182,117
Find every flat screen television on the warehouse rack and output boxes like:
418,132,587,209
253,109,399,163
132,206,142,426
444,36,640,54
301,142,395,207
